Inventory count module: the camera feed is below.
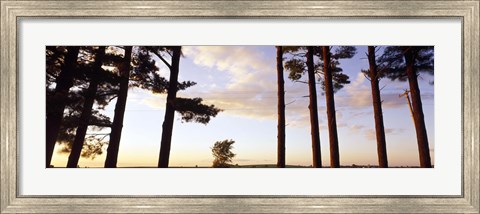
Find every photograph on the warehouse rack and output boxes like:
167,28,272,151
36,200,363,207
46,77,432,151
2,0,478,212
46,45,434,168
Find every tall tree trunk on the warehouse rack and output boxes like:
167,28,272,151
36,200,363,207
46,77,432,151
322,46,340,168
306,47,322,168
66,46,106,168
404,47,432,168
46,46,80,168
367,46,388,168
276,46,286,168
104,46,133,168
158,46,182,168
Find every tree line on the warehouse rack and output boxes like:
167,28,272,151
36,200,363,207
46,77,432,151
276,46,433,168
46,46,221,168
46,46,433,168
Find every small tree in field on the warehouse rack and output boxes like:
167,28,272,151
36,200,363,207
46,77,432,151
211,139,236,168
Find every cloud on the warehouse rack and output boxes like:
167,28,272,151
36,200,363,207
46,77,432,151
137,46,283,122
347,123,404,141
364,129,376,141
350,124,367,132
364,128,404,141
342,73,372,108
141,93,166,110
183,46,275,90
348,110,374,119
337,73,433,111
181,46,280,120
139,46,432,130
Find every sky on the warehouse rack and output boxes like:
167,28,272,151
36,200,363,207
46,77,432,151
50,46,435,167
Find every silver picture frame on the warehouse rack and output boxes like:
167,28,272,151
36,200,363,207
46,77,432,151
1,0,478,213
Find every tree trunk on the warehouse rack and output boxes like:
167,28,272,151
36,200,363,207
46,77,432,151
404,47,432,168
66,46,106,168
322,46,340,168
104,46,133,168
46,46,80,168
158,46,182,168
367,46,388,168
306,47,322,168
276,46,286,168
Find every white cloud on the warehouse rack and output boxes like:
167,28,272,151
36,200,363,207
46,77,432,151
181,46,279,120
183,46,275,90
140,93,166,110
183,46,343,127
139,46,432,131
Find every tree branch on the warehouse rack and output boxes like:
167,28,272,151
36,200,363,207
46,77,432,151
166,50,173,57
285,100,296,106
380,84,387,91
86,133,110,136
89,122,112,127
108,95,118,103
150,50,171,69
294,80,308,84
97,91,118,97
363,72,372,82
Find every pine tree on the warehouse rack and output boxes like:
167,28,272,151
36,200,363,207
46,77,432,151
46,46,80,167
147,46,222,168
67,46,107,168
318,46,356,168
362,46,388,168
104,46,133,168
47,46,117,166
379,46,433,168
284,46,355,168
47,46,119,165
276,46,286,168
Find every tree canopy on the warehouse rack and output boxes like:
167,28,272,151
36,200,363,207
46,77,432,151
212,139,236,168
283,46,354,93
378,46,434,81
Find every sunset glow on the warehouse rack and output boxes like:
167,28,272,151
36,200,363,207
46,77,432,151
49,46,434,168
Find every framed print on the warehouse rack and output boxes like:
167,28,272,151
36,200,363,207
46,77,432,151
1,0,479,213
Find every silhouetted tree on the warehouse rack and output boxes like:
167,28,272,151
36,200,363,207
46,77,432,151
147,46,222,168
173,97,222,124
104,46,133,168
46,46,80,167
284,46,322,168
284,46,355,168
379,46,433,168
47,46,221,167
47,47,121,166
156,46,181,168
306,47,323,168
362,46,388,168
276,46,286,168
212,139,236,168
53,90,112,161
319,46,356,168
103,46,179,167
67,46,107,168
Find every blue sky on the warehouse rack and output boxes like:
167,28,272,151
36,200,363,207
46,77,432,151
51,46,434,167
